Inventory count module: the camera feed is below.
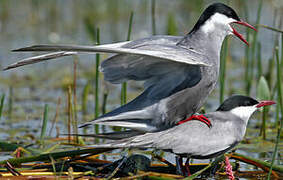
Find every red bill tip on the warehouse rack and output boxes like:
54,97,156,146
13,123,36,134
233,21,257,32
231,27,249,46
256,100,276,108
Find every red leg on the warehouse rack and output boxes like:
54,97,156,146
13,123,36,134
177,114,212,128
185,158,191,176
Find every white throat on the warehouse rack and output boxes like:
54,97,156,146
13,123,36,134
200,13,235,34
230,105,257,123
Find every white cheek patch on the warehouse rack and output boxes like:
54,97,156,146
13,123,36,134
201,13,235,34
230,105,257,122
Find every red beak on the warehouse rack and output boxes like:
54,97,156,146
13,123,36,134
256,100,276,108
230,21,257,46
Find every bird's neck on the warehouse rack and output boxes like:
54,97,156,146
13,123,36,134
177,28,228,63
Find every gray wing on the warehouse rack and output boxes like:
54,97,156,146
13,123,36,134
106,113,242,158
5,35,210,70
101,53,202,100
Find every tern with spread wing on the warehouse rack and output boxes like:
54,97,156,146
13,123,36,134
6,3,257,132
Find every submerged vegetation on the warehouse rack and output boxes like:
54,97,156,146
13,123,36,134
0,0,282,179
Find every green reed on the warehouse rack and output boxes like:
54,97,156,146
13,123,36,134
246,0,263,95
256,42,262,79
95,28,100,119
40,104,49,145
257,76,270,140
121,11,134,106
267,43,283,180
219,38,228,103
151,0,156,35
167,13,177,35
94,28,101,140
0,94,5,120
8,86,13,120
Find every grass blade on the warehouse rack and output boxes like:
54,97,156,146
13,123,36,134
40,104,49,145
8,86,13,120
0,94,5,120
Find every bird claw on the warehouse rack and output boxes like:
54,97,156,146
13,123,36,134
177,114,212,128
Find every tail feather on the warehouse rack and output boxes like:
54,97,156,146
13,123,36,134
62,130,144,140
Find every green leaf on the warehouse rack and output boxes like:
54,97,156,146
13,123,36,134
257,76,270,100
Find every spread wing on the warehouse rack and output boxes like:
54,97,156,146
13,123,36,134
5,36,211,70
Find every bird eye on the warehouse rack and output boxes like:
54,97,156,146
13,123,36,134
244,101,251,106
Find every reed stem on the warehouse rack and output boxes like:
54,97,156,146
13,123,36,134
267,45,283,179
95,28,100,119
0,94,5,120
219,38,228,103
151,0,156,35
95,28,100,136
121,11,134,106
73,56,78,143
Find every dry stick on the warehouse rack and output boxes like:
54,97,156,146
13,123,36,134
49,97,61,137
151,153,175,168
183,155,225,180
106,156,128,180
67,86,72,143
230,153,281,176
4,161,22,176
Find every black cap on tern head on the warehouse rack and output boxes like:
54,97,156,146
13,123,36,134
216,95,259,111
190,3,240,34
